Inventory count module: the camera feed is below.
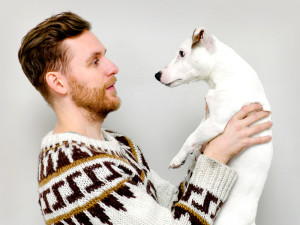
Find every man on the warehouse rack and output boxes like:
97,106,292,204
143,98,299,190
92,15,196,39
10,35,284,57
18,12,272,225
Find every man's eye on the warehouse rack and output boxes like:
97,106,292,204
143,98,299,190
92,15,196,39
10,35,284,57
92,59,100,65
179,50,185,57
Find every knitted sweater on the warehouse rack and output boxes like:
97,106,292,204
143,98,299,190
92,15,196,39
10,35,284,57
38,129,237,225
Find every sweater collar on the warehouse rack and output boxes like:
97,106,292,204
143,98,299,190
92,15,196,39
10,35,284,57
41,129,128,154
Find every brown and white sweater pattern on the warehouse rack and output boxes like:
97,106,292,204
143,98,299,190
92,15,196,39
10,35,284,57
38,129,237,225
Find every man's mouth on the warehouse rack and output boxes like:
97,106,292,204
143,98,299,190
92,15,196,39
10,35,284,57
106,77,117,90
107,84,115,89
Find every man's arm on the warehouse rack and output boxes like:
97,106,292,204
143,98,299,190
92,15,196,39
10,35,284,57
147,103,272,224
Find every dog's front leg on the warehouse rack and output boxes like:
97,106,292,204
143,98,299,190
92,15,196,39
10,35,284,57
169,118,226,168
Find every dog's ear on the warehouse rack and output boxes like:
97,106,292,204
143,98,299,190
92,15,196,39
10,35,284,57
191,29,204,48
191,28,215,52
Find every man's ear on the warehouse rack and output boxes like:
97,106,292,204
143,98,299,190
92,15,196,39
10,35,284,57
45,71,67,95
191,28,215,53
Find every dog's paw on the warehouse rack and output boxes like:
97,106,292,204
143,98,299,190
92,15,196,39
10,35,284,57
168,160,185,169
169,153,187,169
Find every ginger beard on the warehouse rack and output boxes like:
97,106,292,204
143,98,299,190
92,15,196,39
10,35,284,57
68,76,120,122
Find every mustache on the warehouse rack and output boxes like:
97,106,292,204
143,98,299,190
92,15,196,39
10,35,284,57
105,77,117,89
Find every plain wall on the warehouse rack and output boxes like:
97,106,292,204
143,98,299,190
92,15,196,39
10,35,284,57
1,0,299,224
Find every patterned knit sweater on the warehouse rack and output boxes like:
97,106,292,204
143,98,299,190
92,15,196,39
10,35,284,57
38,129,237,225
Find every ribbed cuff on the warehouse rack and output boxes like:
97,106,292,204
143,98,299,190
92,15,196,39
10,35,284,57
191,154,237,201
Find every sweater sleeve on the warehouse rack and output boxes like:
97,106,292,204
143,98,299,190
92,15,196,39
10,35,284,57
38,134,236,225
148,154,237,224
148,150,201,209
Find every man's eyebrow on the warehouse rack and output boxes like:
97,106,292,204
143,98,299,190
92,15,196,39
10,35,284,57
86,49,107,64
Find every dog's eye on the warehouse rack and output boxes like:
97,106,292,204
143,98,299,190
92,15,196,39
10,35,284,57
179,50,185,58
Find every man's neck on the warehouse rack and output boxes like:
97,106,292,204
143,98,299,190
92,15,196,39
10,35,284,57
53,122,105,140
53,106,105,141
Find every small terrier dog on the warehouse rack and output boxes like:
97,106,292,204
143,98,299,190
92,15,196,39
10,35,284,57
155,28,273,225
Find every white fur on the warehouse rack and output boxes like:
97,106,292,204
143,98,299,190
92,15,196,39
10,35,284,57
156,28,273,225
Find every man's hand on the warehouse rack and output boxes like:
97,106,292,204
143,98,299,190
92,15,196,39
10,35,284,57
203,103,272,164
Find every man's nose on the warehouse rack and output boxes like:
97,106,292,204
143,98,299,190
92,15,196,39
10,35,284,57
106,58,119,76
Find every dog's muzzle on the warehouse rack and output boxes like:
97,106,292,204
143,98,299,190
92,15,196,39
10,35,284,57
155,71,162,81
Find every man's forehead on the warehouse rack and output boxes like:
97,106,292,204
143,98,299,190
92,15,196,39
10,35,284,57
63,30,106,56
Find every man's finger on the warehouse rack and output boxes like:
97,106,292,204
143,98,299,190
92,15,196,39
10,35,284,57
243,111,271,127
247,121,273,136
235,103,263,120
248,135,272,147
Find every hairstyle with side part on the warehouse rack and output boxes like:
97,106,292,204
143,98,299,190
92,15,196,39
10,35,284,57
18,11,91,104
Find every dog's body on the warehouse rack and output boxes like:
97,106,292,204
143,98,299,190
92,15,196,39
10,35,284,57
155,28,273,225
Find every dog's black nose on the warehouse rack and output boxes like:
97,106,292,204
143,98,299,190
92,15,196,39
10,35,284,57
155,71,162,81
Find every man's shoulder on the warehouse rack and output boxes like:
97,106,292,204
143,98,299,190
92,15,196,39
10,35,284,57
37,130,132,188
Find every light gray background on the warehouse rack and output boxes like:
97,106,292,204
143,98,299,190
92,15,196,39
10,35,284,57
0,0,299,224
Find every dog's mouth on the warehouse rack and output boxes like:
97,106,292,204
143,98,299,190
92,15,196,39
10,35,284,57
165,79,183,87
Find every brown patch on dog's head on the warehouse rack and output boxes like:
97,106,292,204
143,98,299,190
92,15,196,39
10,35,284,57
191,29,204,49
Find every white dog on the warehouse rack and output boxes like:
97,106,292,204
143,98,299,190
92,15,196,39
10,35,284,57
155,28,273,225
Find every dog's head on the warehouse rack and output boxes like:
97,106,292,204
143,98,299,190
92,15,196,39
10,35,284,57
155,28,216,87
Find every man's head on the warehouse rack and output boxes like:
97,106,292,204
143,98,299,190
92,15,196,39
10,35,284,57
18,12,91,103
18,12,120,121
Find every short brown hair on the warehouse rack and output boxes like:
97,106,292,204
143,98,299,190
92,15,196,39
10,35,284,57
18,11,91,104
